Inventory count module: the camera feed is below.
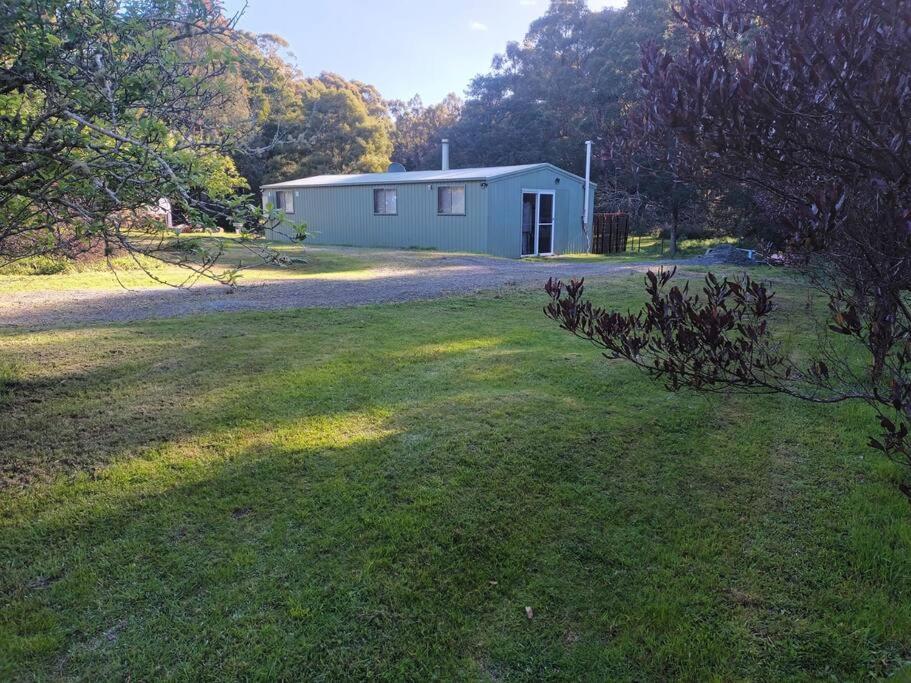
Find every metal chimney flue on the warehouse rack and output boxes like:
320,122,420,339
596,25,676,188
441,139,450,171
583,140,592,235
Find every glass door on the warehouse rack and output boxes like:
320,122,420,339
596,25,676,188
521,193,537,256
521,191,556,256
537,192,554,255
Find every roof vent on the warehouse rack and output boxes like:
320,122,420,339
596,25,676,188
387,162,407,173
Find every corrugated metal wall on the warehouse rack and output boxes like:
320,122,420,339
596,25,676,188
484,166,593,258
265,181,489,253
264,166,594,258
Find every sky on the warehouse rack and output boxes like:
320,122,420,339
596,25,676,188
222,0,627,104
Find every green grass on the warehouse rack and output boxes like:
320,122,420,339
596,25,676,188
544,236,740,263
1,275,910,679
0,236,370,292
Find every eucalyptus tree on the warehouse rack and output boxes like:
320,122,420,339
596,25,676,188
389,94,462,171
447,0,677,179
235,66,395,188
289,73,393,176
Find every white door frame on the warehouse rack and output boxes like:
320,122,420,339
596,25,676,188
521,189,556,256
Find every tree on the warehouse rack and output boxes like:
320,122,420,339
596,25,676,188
607,124,702,256
233,67,394,188
447,0,676,178
291,73,393,175
447,0,732,242
388,94,461,171
0,0,279,280
544,0,911,498
449,0,593,169
226,32,308,194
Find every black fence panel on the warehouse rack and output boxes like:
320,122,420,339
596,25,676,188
591,213,630,254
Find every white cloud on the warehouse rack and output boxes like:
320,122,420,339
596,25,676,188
519,0,537,5
469,21,489,31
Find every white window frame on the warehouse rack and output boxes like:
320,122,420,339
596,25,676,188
437,185,466,216
274,190,294,214
520,189,556,257
373,188,397,215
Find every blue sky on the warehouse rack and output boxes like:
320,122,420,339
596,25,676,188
223,0,626,104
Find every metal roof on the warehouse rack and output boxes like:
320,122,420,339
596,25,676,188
260,163,593,189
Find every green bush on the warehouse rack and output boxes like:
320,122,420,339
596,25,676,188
0,255,70,275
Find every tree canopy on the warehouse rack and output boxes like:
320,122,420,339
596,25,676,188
444,0,678,174
0,0,262,274
388,94,461,171
223,29,395,190
0,0,401,275
432,0,727,244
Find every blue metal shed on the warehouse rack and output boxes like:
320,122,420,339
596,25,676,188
261,161,595,258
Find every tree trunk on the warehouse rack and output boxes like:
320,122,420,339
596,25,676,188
670,205,679,257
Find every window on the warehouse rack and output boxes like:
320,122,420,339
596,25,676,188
437,185,465,215
274,190,294,214
373,188,397,215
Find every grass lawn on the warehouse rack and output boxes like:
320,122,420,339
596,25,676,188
0,236,370,292
1,273,910,679
540,236,740,264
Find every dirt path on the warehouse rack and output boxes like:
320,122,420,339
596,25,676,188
0,247,698,329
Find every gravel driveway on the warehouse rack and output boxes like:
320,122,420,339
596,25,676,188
0,246,694,329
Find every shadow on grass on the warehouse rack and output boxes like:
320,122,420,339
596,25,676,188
0,312,513,486
4,384,907,680
1,288,909,679
0,275,870,489
0,386,780,678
